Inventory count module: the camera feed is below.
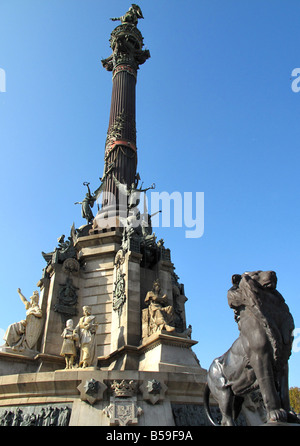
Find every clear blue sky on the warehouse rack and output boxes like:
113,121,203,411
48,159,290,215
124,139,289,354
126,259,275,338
1,0,300,388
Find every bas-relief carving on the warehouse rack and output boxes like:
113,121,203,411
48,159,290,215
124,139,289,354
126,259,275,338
55,277,79,323
113,251,126,326
172,404,246,427
139,379,167,405
0,404,72,426
105,111,136,154
77,378,107,405
103,398,143,426
2,288,43,352
204,270,300,426
103,380,143,426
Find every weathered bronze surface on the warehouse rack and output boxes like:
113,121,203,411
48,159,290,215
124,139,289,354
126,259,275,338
100,5,150,210
204,271,299,426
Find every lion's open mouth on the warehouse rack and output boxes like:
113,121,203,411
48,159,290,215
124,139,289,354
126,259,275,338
263,281,275,289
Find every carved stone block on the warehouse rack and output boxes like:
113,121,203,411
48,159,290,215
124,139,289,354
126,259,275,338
103,396,143,426
140,379,168,405
77,378,107,405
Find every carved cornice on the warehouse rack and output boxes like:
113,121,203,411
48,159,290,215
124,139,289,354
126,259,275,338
140,332,198,354
97,333,198,369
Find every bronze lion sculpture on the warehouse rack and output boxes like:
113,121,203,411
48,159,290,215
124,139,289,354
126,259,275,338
204,271,298,426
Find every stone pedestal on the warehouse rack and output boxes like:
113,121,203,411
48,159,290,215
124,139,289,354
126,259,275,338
0,226,210,426
139,333,200,373
0,369,208,426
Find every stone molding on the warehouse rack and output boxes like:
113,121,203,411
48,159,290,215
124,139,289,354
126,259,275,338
0,369,206,406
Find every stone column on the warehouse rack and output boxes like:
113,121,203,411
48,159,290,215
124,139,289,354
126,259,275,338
101,20,150,213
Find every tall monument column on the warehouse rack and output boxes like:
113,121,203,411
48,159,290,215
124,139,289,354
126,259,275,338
0,6,210,427
100,5,150,214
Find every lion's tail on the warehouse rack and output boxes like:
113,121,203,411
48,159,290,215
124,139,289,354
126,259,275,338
203,382,219,426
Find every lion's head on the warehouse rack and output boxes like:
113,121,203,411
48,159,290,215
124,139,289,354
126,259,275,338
231,270,278,291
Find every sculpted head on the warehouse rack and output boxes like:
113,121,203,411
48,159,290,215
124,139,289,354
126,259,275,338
66,319,74,329
231,270,278,290
30,290,39,304
153,279,161,294
83,306,92,316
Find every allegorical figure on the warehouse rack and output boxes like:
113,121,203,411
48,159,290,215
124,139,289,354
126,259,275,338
74,306,98,368
144,280,175,336
113,173,155,211
75,182,96,224
3,288,43,351
60,319,78,369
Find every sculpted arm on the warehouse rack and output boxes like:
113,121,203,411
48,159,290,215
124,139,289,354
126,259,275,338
17,288,29,307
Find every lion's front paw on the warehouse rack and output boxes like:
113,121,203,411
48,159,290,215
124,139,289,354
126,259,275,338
287,411,300,424
268,409,288,423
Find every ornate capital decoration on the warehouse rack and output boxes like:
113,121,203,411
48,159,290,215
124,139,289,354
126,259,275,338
102,23,150,73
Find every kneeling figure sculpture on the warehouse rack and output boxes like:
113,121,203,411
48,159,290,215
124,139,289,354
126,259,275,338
204,270,298,426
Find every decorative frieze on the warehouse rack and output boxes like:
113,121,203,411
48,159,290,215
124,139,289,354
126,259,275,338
0,404,72,426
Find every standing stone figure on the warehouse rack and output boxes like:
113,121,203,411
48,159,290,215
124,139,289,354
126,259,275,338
60,319,78,369
74,306,98,368
3,288,43,351
57,406,71,426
